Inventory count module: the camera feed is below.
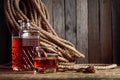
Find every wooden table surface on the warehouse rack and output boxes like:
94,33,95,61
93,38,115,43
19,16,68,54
0,67,120,80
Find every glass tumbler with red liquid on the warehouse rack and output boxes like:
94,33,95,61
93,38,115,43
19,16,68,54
33,46,58,73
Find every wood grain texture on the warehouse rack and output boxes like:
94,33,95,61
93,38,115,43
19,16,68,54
88,0,102,63
65,0,76,46
1,68,120,80
42,0,53,26
112,0,120,64
42,0,113,63
100,0,112,63
76,0,88,63
52,0,65,39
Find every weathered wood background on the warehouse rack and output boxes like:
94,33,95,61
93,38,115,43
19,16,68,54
42,0,113,63
0,0,120,64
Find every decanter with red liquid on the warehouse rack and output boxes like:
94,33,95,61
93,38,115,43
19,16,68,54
12,20,40,71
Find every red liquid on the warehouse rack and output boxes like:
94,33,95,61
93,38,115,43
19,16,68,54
12,37,39,71
34,57,58,69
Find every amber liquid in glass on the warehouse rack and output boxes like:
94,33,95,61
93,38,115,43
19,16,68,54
12,37,39,71
34,57,57,69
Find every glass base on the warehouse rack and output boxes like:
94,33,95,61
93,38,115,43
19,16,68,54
12,67,33,71
34,68,57,73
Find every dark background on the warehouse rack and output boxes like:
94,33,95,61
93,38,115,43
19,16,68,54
0,0,11,64
112,0,120,64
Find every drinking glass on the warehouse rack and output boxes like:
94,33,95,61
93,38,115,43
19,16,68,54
33,46,58,73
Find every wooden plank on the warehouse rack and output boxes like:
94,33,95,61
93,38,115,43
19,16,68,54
52,0,65,38
42,0,53,26
65,0,76,46
100,0,112,63
76,0,88,63
88,0,102,63
1,68,120,79
112,0,120,64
